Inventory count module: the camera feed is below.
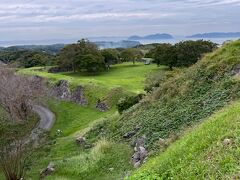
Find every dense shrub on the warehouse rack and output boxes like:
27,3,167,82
117,94,143,114
147,40,217,69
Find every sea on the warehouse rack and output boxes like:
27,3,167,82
0,37,239,47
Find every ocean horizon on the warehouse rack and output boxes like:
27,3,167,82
0,37,239,47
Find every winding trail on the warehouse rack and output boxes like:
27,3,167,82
24,105,55,144
33,105,55,131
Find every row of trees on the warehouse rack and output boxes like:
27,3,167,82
58,39,144,73
0,50,56,68
146,40,217,69
1,39,218,72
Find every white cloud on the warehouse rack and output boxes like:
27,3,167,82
0,0,239,40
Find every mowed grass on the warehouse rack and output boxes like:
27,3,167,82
128,100,240,179
48,100,115,137
19,62,161,93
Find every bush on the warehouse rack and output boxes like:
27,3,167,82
117,94,143,114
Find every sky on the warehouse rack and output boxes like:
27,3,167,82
0,0,239,41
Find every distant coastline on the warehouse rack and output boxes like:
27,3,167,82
0,32,239,47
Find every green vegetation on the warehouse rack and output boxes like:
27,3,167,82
20,62,160,93
48,100,114,137
17,62,159,179
146,40,217,69
46,140,132,180
58,39,105,73
2,40,240,179
116,94,143,114
128,100,240,179
0,110,38,147
0,49,56,67
101,48,120,67
26,100,132,180
121,48,144,64
85,40,240,150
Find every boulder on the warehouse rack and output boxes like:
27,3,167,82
131,136,148,168
40,162,55,179
133,161,141,168
222,138,233,146
96,99,109,112
76,137,86,146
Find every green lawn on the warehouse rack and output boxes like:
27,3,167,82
20,62,161,93
48,100,115,137
128,100,240,179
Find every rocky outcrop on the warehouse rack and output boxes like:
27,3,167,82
51,80,88,105
51,80,71,100
71,86,87,105
51,80,110,111
131,136,148,168
96,99,109,112
40,162,55,179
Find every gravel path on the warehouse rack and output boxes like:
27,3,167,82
33,105,55,131
23,105,55,145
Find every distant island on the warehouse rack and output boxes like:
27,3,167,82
187,32,240,38
128,33,173,40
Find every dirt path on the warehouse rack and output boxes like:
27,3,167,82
24,105,55,144
33,105,55,131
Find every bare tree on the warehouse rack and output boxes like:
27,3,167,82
0,67,45,180
0,68,45,122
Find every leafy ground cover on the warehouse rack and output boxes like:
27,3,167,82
128,100,240,179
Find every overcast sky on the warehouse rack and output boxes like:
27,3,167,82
0,0,239,41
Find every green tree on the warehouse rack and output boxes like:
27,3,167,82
151,40,217,70
175,40,217,67
75,54,105,73
121,48,143,65
101,49,119,69
153,43,176,70
58,39,105,73
58,44,78,72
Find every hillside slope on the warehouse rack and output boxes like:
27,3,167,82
86,40,240,150
128,100,240,179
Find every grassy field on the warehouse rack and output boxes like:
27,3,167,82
5,41,240,179
11,62,161,179
26,100,132,180
129,100,240,179
20,62,161,93
48,100,115,137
